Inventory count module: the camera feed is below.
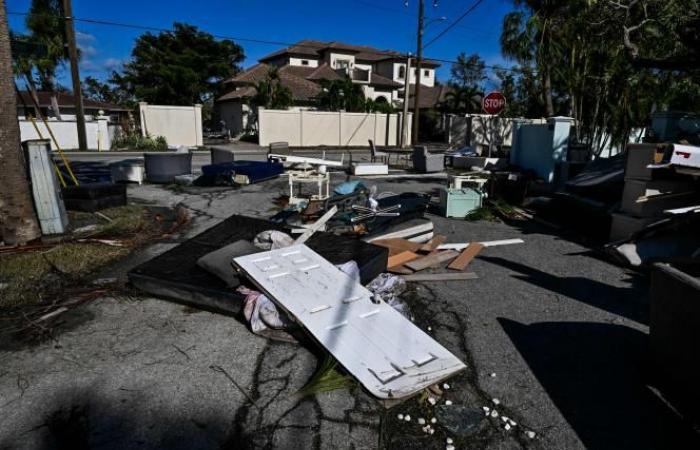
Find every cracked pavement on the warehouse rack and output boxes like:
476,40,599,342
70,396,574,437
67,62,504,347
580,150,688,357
1,170,697,449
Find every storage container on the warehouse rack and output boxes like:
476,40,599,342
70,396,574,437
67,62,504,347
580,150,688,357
439,187,483,218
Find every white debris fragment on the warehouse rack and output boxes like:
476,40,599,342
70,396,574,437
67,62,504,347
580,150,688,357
482,406,490,412
418,418,426,425
431,417,437,424
508,418,517,426
501,416,509,422
429,428,435,435
404,414,411,422
397,414,404,420
427,326,432,331
492,398,501,405
428,397,437,405
445,400,453,406
446,446,455,450
443,383,450,389
490,372,496,377
526,431,536,439
505,424,512,431
446,437,454,444
490,409,499,418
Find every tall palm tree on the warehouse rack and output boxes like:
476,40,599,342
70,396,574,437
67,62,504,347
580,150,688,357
0,1,41,245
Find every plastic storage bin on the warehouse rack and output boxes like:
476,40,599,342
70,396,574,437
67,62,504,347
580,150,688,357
439,187,483,218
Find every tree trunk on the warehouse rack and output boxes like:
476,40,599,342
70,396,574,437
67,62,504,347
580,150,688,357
542,69,554,117
0,2,41,245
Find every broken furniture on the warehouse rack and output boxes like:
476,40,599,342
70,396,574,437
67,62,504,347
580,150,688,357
128,214,388,315
288,171,330,205
110,159,145,185
412,146,444,173
351,162,389,176
649,261,700,423
369,139,389,164
24,139,68,234
440,187,483,218
144,152,193,183
210,147,236,164
268,141,344,168
62,182,127,212
233,244,466,399
448,174,488,190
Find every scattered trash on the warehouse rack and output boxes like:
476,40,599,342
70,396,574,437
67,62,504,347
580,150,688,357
443,383,450,389
490,409,499,418
398,414,404,420
428,397,437,405
526,431,536,439
508,418,517,426
446,437,453,444
445,400,453,405
431,417,437,424
418,418,426,425
490,372,496,377
404,414,411,422
482,406,490,414
446,446,455,450
505,423,512,431
253,230,294,250
492,398,501,405
434,405,485,436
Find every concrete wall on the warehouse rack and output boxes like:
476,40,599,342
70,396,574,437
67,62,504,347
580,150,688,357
139,102,203,147
258,108,411,147
19,116,116,150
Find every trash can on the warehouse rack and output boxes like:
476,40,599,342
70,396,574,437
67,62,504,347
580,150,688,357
144,152,192,183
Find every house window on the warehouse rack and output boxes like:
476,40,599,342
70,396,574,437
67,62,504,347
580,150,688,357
398,66,405,79
301,60,309,66
424,69,430,77
336,59,350,69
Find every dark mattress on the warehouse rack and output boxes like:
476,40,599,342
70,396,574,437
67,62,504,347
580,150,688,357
128,214,388,315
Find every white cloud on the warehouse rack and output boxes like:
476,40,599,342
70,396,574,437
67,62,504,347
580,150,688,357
76,31,96,43
103,58,124,71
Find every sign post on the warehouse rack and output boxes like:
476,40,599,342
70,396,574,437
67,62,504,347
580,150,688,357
482,92,507,157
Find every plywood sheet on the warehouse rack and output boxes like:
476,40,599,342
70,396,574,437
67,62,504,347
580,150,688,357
233,245,466,399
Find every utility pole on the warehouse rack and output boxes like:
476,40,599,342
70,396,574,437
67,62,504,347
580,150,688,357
0,1,41,244
412,0,425,146
400,54,412,148
62,0,88,151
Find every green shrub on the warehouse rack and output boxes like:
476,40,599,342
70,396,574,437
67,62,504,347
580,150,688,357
112,134,168,151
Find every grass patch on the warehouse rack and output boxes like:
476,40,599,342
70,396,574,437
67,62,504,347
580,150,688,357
465,198,520,222
0,243,128,309
296,354,356,398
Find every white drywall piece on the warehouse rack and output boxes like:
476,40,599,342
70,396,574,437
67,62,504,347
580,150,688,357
233,245,466,399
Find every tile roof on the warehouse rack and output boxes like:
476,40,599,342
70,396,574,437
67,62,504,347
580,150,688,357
218,63,321,102
369,73,402,88
404,84,454,109
16,91,130,111
259,40,440,67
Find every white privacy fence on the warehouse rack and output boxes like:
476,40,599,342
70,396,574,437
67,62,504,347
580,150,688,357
19,116,118,150
258,108,412,147
445,114,546,154
139,102,203,147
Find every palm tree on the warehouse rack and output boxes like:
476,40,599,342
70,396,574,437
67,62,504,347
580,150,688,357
252,68,293,110
0,2,41,245
442,86,481,114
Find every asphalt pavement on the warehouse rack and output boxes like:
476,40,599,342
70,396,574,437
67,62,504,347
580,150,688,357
0,173,696,449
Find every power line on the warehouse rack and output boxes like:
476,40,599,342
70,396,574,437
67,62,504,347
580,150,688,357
423,0,486,49
6,9,528,73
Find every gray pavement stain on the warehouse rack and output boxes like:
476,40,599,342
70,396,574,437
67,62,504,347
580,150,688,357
1,175,697,449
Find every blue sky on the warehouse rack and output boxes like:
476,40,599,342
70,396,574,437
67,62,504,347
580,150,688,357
7,0,516,87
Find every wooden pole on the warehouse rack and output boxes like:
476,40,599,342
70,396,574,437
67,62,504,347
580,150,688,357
412,0,424,146
62,0,88,151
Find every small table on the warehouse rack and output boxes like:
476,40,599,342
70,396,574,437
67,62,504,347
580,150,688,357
288,171,330,205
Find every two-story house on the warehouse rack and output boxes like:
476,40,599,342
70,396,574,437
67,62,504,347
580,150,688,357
216,40,449,135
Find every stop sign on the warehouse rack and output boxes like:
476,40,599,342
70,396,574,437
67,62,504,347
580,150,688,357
482,91,507,115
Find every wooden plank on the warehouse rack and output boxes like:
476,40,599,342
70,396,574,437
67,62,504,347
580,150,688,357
232,244,466,399
402,272,479,282
420,235,446,253
437,238,524,251
405,250,459,272
371,238,423,253
388,251,420,268
448,243,484,271
295,205,338,244
388,265,413,275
